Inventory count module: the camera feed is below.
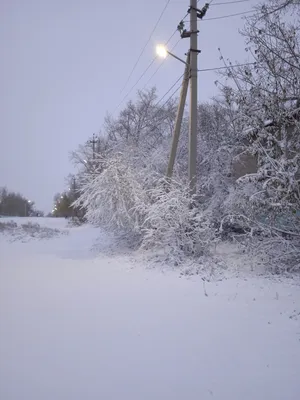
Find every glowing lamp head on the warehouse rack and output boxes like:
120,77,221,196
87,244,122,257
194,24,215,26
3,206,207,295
156,44,168,59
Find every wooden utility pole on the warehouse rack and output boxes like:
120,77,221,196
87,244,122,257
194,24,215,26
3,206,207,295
189,0,199,195
167,2,208,186
166,52,190,178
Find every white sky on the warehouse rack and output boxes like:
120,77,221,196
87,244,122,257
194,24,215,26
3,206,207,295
0,0,260,212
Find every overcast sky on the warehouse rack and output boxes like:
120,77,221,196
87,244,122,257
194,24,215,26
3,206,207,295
0,0,260,212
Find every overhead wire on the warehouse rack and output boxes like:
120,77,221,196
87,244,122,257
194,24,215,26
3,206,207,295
195,0,251,4
154,82,183,123
197,61,255,71
210,0,251,5
151,65,257,106
155,73,184,106
160,84,182,107
113,59,157,114
201,10,254,20
120,0,172,94
199,0,215,4
142,76,184,149
188,1,255,20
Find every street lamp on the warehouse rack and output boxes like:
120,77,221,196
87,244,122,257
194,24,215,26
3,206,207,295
156,44,189,66
156,44,168,59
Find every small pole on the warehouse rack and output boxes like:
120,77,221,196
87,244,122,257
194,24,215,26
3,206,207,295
88,133,97,160
166,52,190,178
92,133,96,160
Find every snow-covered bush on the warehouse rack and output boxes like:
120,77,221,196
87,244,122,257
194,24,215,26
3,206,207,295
140,178,215,264
0,220,18,232
74,154,149,236
0,220,65,241
75,166,216,264
219,182,300,273
247,235,300,274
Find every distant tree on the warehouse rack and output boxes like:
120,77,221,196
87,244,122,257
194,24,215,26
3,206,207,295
52,193,72,217
51,175,84,220
0,187,34,216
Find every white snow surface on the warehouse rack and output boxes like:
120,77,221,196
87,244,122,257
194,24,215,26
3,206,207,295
0,218,300,400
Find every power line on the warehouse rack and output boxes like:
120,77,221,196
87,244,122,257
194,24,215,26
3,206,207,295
113,59,157,114
134,77,184,140
197,61,255,72
202,10,254,20
141,80,183,151
143,64,164,90
182,9,254,22
166,29,179,45
114,68,182,118
154,84,182,122
196,0,251,4
120,0,172,93
211,0,251,5
156,73,184,106
150,80,183,128
161,84,182,107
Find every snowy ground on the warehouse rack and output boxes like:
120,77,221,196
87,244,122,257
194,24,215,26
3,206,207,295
0,218,300,400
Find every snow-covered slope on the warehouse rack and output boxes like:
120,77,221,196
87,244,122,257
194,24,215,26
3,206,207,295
0,218,299,400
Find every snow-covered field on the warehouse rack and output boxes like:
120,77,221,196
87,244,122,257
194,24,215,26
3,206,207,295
0,218,299,400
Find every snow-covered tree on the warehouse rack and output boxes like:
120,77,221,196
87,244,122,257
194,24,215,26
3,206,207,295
213,1,300,272
74,154,149,235
219,4,300,210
